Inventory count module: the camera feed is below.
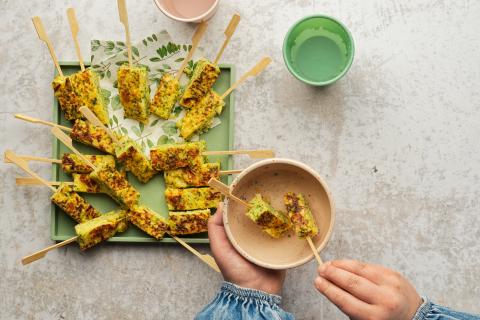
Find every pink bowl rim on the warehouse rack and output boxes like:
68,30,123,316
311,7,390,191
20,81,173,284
223,158,336,269
153,0,220,22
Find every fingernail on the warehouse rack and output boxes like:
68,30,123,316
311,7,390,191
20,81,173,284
318,261,330,274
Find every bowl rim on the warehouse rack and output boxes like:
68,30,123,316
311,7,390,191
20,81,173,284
223,158,336,269
153,0,220,22
282,14,355,86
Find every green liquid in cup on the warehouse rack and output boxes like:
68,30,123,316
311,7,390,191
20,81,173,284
290,27,348,82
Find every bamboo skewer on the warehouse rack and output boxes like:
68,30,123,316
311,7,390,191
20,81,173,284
175,21,208,81
214,14,241,64
117,0,133,67
79,106,119,143
51,127,96,169
21,236,78,265
4,155,62,164
203,149,275,159
66,8,85,71
5,150,56,192
169,235,220,272
221,57,272,100
208,178,251,208
208,178,323,264
16,177,68,186
15,114,72,132
306,236,323,265
32,16,63,77
219,169,242,175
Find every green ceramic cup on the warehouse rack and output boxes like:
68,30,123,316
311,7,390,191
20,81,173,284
283,15,354,86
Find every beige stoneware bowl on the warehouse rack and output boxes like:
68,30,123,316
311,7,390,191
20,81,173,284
224,158,335,269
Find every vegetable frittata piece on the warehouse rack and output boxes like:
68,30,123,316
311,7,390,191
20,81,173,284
90,164,139,209
69,69,109,125
52,75,82,120
70,119,115,155
50,183,101,223
75,210,128,250
127,205,170,240
72,174,103,193
179,59,220,109
284,192,318,238
150,73,179,119
168,209,211,235
150,141,206,171
114,135,157,183
61,153,115,174
117,65,150,123
164,162,220,188
165,187,223,211
247,194,291,239
178,90,225,140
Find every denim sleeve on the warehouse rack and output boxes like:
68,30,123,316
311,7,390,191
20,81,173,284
195,282,295,320
413,297,480,320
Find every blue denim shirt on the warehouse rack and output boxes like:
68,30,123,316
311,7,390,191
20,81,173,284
196,282,480,320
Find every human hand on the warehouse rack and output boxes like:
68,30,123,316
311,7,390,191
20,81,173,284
314,260,422,320
208,203,286,295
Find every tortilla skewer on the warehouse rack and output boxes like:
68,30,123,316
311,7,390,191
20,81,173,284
21,210,128,265
178,57,272,139
208,178,291,238
5,150,101,223
79,106,157,183
150,22,208,119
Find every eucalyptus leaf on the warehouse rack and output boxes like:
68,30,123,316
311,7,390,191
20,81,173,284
152,34,158,41
150,57,161,62
121,127,128,135
147,139,154,148
113,80,118,89
139,122,145,132
132,46,140,57
116,41,125,47
143,39,148,46
148,36,153,42
161,121,178,136
131,126,141,137
157,135,168,145
112,95,121,110
174,57,184,62
113,114,119,125
106,70,111,78
101,88,111,99
151,119,160,126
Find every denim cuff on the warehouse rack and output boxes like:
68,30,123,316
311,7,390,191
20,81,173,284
412,297,433,320
220,281,283,307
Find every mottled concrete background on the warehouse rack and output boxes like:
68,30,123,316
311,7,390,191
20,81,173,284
1,0,479,319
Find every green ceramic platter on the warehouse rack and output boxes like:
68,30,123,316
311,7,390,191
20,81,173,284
51,61,235,243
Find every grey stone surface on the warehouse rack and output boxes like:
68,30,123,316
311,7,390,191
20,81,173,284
1,0,479,319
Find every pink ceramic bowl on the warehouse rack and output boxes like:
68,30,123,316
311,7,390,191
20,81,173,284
223,158,335,269
154,0,220,23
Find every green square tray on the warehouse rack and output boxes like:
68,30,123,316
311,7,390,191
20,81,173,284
51,61,235,243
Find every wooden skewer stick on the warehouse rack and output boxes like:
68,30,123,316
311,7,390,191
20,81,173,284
214,14,241,64
51,127,96,170
219,169,242,175
221,56,272,100
169,235,220,273
4,150,56,192
16,177,69,186
15,114,72,132
21,236,78,265
4,155,62,164
79,106,119,143
175,21,208,81
117,0,133,67
32,16,63,77
203,149,275,159
66,8,85,71
306,236,323,265
208,178,250,208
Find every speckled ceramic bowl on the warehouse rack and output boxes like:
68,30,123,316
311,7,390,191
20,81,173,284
223,158,335,269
